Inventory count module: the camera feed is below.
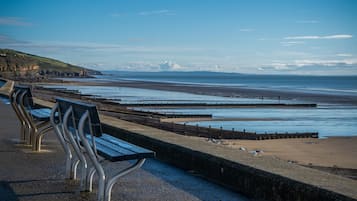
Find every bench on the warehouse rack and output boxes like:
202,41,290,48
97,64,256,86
9,85,53,151
52,97,155,201
0,79,14,100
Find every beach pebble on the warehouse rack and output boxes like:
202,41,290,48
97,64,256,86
249,151,258,156
249,150,264,156
256,149,264,153
239,147,246,151
206,138,222,144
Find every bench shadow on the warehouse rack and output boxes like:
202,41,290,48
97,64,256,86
0,181,19,201
1,179,78,200
141,159,248,201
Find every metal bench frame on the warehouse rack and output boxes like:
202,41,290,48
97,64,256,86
10,85,53,151
10,89,28,143
50,102,75,178
53,98,154,201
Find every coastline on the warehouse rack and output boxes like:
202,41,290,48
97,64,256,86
32,80,357,174
49,79,357,105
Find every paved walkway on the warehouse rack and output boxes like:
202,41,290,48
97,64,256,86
0,101,248,201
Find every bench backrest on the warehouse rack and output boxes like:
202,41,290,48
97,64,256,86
14,85,34,108
56,97,102,137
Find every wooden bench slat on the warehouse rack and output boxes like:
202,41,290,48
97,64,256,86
94,137,137,155
29,108,51,121
95,138,153,161
95,145,126,161
101,134,154,155
85,135,154,162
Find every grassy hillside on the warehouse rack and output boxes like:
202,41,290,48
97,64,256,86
0,49,101,78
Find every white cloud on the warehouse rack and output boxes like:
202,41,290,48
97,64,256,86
139,10,175,16
280,41,305,46
284,34,353,40
0,17,32,26
159,61,182,71
106,61,185,72
258,59,357,75
336,53,352,57
293,59,357,66
265,59,357,69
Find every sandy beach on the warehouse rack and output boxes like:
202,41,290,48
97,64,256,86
220,137,357,169
32,79,357,177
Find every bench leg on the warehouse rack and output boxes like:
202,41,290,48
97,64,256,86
66,136,88,190
79,160,88,191
24,122,32,145
31,121,51,150
10,98,27,143
86,167,97,192
71,159,80,180
20,121,27,142
65,141,87,187
104,159,146,201
52,124,75,179
33,125,53,151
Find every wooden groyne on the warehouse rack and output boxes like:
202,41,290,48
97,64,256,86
121,103,318,108
104,111,318,140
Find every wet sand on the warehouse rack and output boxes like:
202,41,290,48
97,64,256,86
52,79,357,105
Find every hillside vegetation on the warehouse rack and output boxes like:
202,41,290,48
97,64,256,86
0,49,101,79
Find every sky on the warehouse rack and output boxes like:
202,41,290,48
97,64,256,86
1,0,357,75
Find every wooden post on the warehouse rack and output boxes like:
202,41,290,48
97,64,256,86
208,125,212,139
220,126,223,139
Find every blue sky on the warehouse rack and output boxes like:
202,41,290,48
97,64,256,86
1,0,357,75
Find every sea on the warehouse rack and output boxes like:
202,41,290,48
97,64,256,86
54,71,357,137
101,71,357,96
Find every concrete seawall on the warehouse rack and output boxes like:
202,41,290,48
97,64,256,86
101,118,357,201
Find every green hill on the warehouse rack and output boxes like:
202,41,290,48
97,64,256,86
0,49,101,79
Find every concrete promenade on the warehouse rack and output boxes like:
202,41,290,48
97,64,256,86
0,100,248,201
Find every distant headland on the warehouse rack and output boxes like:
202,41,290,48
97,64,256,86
0,49,101,80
